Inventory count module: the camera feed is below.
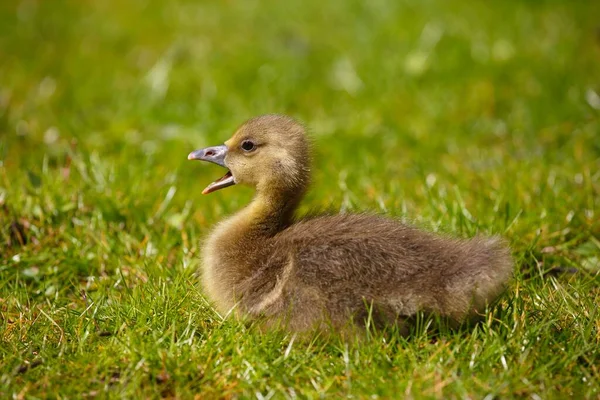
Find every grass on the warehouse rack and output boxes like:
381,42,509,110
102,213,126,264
1,0,599,397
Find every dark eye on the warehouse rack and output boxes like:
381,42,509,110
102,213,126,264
241,140,256,152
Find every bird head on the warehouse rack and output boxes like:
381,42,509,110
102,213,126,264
188,115,311,195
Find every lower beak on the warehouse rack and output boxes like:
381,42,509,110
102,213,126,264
188,145,236,194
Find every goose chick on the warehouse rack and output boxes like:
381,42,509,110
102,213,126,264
188,115,513,334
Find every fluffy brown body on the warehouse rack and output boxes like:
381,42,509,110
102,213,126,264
190,115,513,335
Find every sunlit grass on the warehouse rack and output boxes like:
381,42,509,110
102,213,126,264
1,0,599,397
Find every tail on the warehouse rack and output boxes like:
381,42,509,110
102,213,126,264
444,236,514,320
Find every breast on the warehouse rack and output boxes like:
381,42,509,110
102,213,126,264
201,215,247,314
201,210,277,315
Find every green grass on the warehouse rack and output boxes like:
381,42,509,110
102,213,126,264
1,0,599,397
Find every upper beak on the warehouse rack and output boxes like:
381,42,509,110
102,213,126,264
187,144,236,194
187,145,228,167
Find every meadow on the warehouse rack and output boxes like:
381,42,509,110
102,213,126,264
1,0,599,398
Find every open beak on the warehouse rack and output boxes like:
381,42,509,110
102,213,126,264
187,144,236,194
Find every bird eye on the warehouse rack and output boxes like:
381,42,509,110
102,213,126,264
241,140,256,152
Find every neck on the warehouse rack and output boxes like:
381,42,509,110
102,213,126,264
210,184,306,250
243,185,305,237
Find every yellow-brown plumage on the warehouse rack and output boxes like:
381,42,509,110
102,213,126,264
188,115,513,334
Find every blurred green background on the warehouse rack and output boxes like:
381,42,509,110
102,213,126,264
1,0,599,398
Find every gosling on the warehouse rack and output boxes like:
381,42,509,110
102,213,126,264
188,115,513,335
